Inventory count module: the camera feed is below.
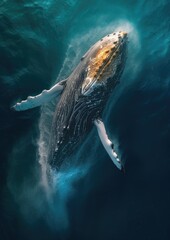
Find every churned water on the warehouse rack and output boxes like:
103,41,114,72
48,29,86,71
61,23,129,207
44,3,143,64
0,1,170,240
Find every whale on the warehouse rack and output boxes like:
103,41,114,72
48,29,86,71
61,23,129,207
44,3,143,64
13,31,128,171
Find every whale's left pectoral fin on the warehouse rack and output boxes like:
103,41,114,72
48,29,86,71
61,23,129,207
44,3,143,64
12,79,67,111
94,119,123,171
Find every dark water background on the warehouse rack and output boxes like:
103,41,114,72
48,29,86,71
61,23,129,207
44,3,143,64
0,0,170,239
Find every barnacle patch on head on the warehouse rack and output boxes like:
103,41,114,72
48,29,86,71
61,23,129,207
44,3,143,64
82,31,127,95
87,42,118,81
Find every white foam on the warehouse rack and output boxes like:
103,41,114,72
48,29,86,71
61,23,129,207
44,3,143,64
37,36,91,193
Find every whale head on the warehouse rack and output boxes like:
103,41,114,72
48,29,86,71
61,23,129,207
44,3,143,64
82,31,128,95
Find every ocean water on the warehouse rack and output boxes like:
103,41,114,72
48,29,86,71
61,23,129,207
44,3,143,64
0,0,170,240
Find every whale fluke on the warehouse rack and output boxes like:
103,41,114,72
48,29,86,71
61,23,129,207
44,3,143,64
94,119,123,170
12,79,67,111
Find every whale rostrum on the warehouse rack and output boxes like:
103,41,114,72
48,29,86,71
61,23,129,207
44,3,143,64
13,31,128,171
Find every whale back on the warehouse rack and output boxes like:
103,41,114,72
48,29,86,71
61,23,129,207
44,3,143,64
49,62,126,169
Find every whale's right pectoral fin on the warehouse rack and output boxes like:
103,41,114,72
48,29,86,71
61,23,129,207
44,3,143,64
94,118,123,171
12,79,67,111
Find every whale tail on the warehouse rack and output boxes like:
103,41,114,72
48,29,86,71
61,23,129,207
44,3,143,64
12,79,67,111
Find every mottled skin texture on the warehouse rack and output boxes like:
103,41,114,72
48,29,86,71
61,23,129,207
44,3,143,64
49,32,128,169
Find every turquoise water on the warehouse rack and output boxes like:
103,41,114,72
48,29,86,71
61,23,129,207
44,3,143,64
0,1,170,239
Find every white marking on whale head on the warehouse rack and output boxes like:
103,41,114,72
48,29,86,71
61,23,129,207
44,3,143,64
82,31,128,95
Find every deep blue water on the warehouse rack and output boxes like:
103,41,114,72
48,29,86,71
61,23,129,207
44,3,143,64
0,1,170,240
